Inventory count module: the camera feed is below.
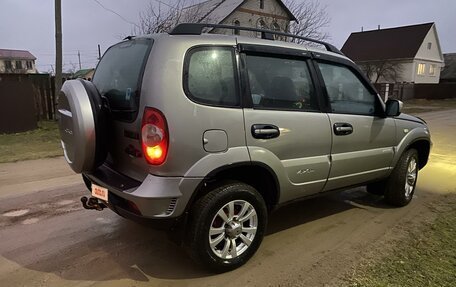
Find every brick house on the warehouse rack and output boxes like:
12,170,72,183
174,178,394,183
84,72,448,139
182,0,296,36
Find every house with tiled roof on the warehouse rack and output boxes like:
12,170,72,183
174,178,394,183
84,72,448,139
182,0,296,36
0,49,37,74
341,23,444,84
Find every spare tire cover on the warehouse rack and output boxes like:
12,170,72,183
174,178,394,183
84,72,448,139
57,79,107,173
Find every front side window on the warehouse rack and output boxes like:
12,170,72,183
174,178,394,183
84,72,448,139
15,60,23,70
185,47,238,106
318,62,378,116
245,54,319,111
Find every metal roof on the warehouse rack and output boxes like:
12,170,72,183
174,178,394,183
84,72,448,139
0,49,36,60
341,23,434,62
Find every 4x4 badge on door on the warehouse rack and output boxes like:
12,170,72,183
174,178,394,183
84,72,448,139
297,168,315,175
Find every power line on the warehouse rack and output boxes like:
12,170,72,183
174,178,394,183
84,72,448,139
91,0,139,28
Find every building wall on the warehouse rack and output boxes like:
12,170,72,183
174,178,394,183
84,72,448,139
399,61,415,83
0,58,37,74
358,60,414,84
415,25,444,63
413,24,444,83
364,60,441,84
214,0,291,37
412,59,441,84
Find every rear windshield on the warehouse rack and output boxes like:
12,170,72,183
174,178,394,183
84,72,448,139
93,38,152,120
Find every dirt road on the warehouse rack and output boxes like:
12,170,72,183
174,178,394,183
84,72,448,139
0,110,455,287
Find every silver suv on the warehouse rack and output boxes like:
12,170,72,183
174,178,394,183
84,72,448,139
58,23,431,272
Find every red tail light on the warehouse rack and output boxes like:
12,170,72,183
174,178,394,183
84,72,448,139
141,107,168,165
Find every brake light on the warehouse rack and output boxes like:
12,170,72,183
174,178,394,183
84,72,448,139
141,107,168,165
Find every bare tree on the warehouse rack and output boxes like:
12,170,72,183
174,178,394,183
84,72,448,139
133,0,330,44
358,61,404,83
284,0,330,43
133,0,204,35
65,62,79,75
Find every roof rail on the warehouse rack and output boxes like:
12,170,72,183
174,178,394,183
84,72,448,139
169,23,343,55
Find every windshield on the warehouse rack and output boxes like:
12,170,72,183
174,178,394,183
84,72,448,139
93,38,152,120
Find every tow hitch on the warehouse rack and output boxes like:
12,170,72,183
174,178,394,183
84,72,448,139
81,196,107,211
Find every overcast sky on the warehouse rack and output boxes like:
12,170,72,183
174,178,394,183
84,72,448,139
1,0,455,73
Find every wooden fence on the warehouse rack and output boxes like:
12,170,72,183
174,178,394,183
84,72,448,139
374,83,456,101
0,73,62,133
0,74,38,133
29,74,57,120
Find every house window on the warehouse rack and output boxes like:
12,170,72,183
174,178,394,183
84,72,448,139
272,22,281,40
429,64,436,76
15,60,23,70
233,20,240,35
260,0,264,9
26,60,33,70
5,60,12,70
272,22,280,31
427,42,432,50
256,19,267,37
417,63,426,75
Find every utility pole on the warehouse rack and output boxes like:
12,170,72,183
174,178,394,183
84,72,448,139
78,50,81,70
98,44,101,61
55,0,62,97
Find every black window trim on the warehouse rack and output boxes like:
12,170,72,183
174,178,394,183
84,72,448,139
5,60,12,69
239,46,324,113
183,45,241,109
311,52,387,117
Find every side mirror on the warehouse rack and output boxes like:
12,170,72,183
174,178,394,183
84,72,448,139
385,99,403,117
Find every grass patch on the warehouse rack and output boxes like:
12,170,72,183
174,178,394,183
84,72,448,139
0,121,62,163
348,196,456,287
402,98,456,115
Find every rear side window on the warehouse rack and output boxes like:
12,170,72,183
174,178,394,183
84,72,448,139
317,62,378,116
93,38,152,119
245,54,319,111
184,47,239,107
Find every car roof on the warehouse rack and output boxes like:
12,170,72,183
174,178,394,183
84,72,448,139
134,33,350,62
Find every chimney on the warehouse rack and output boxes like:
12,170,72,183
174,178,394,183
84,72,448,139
378,25,381,30
361,26,364,32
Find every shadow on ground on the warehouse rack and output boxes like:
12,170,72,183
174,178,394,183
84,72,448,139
1,186,395,282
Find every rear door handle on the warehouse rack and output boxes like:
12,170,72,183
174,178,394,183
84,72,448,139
251,124,280,139
333,123,353,136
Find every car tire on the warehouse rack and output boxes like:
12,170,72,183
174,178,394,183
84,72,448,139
384,149,419,207
187,182,267,273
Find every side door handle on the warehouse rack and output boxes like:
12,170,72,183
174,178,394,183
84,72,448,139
251,124,280,139
333,123,353,136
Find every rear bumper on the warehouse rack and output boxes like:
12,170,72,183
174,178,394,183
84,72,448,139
82,164,202,221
